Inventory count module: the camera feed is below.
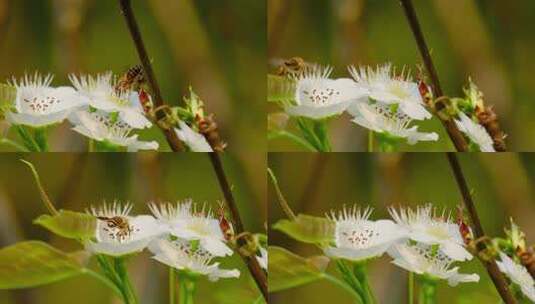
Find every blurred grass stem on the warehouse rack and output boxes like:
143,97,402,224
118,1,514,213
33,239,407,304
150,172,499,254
446,153,516,304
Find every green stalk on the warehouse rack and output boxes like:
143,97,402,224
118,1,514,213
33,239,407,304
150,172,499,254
178,273,196,304
368,131,374,152
336,260,365,297
418,278,437,304
296,118,332,152
33,127,49,152
323,273,363,303
114,258,139,304
0,138,29,151
96,255,130,303
15,125,41,151
408,272,414,304
84,268,124,299
268,130,317,151
169,268,176,304
353,263,376,304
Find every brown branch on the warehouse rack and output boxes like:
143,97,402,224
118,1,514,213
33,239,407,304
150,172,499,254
446,153,516,304
208,153,268,300
118,0,184,151
399,0,468,152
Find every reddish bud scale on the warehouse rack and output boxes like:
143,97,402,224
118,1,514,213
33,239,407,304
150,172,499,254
217,206,235,242
518,246,535,279
139,89,153,114
197,114,227,152
459,220,473,246
417,80,433,107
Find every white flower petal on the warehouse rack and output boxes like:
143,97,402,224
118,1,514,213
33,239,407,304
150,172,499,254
174,122,213,152
455,112,495,152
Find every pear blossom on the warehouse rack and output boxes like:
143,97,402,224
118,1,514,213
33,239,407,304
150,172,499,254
348,102,438,145
324,206,406,262
86,202,163,256
150,239,240,282
497,253,535,302
286,65,366,119
389,242,479,286
69,72,151,129
149,201,232,257
256,247,268,271
71,110,158,152
348,64,431,120
5,73,83,127
388,205,472,261
455,112,495,152
174,121,213,152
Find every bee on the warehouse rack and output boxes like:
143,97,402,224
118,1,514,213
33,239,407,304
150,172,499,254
271,57,311,77
98,216,134,242
115,65,145,94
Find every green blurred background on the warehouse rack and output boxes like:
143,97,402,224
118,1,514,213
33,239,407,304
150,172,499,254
0,153,266,304
0,0,266,153
268,0,535,151
268,153,535,303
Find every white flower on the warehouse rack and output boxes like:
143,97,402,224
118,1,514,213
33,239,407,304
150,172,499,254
69,72,151,129
71,110,158,152
389,242,479,286
86,202,163,256
150,239,240,282
257,247,268,271
149,201,232,257
349,64,431,120
174,121,213,152
324,206,406,262
5,73,83,127
286,65,366,119
455,112,495,152
497,252,535,302
348,102,438,145
388,205,472,261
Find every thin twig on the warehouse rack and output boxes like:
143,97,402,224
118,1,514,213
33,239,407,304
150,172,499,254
399,0,468,152
118,0,184,151
208,153,268,300
446,153,516,304
267,168,296,220
20,160,58,216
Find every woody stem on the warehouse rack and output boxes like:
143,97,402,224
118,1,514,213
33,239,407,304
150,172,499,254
399,0,468,151
446,153,516,304
118,0,184,151
207,153,268,300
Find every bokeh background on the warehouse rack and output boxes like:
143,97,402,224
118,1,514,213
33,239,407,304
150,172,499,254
0,153,266,304
268,0,535,151
268,153,535,303
0,0,266,153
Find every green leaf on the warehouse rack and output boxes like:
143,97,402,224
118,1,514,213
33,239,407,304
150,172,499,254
273,214,335,244
0,241,85,289
34,210,96,240
267,74,295,103
268,246,327,292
